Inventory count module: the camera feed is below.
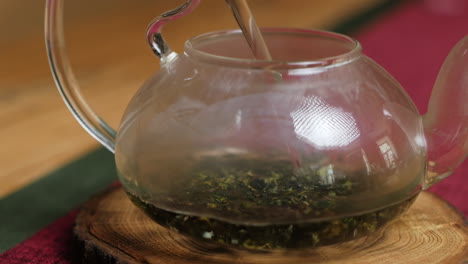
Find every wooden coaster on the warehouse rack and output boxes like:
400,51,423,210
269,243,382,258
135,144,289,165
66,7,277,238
74,187,468,264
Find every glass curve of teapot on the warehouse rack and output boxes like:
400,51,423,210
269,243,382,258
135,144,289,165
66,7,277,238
45,0,468,250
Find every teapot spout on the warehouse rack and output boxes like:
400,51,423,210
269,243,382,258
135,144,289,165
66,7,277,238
423,36,468,188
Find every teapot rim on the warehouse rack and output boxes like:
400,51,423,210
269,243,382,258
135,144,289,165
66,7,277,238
184,28,362,69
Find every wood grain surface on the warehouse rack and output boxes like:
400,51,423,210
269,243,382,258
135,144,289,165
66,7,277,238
74,188,468,264
0,0,386,197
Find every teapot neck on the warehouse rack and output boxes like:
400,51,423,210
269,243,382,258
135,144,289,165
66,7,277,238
184,28,362,70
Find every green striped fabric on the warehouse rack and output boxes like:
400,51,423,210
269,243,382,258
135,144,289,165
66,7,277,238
0,148,115,252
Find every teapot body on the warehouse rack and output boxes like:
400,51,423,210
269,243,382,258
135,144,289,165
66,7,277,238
114,29,426,248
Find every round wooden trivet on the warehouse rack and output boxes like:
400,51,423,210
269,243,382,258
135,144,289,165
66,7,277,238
74,187,468,264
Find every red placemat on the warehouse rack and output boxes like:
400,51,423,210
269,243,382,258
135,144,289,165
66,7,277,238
0,211,78,264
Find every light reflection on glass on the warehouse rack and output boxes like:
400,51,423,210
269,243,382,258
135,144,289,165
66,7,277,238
361,148,372,175
235,109,243,129
287,67,326,76
290,96,360,148
377,136,398,169
317,164,336,185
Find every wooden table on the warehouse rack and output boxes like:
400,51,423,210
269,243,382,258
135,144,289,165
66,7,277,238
0,0,386,198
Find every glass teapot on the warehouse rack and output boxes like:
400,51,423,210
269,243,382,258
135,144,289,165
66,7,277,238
45,0,467,249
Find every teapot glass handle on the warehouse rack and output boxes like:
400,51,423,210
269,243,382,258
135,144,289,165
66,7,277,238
147,0,200,63
45,0,199,153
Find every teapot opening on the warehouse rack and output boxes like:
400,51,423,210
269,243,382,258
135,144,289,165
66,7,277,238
184,28,362,69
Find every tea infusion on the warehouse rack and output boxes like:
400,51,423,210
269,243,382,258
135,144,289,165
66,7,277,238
126,154,417,250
